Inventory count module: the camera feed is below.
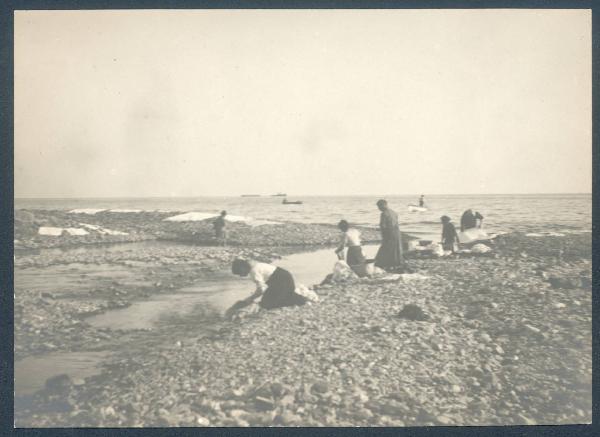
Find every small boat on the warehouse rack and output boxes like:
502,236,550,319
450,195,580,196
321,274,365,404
271,193,287,197
408,204,428,212
282,199,303,205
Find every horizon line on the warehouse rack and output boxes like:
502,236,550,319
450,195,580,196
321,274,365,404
14,192,592,200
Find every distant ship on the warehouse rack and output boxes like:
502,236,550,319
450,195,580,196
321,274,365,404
282,198,303,205
241,194,261,197
271,193,287,197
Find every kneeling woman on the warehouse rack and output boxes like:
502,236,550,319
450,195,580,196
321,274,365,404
229,259,306,314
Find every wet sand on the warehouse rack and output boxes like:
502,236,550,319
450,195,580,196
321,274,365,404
13,210,591,427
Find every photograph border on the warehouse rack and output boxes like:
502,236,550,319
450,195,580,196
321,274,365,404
1,0,597,436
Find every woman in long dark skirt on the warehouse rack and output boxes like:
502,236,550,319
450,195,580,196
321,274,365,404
441,215,460,253
374,199,405,272
335,220,368,277
227,259,306,316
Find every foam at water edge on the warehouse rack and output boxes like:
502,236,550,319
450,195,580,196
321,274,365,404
109,209,143,213
526,232,566,237
245,219,281,226
225,215,281,226
69,209,106,215
224,214,254,222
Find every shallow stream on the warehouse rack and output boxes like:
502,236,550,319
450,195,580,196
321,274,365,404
14,244,379,396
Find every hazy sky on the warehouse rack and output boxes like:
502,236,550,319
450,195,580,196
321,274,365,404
15,9,591,197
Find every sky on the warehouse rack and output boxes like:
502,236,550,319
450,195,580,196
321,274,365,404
14,9,591,197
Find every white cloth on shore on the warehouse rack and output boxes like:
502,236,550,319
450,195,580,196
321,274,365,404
430,243,445,257
295,284,319,302
471,243,492,253
164,211,280,226
38,227,89,236
331,260,403,282
365,263,386,277
329,260,426,285
164,212,218,222
409,241,446,257
331,260,359,282
458,228,492,244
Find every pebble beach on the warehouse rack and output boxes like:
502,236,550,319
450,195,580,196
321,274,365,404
13,208,592,427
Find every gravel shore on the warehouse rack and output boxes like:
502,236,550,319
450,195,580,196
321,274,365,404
13,221,591,427
15,209,386,250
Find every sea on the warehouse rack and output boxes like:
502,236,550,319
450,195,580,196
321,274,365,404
15,194,591,242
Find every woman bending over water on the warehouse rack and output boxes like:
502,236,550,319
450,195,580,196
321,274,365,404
226,259,306,317
335,220,368,277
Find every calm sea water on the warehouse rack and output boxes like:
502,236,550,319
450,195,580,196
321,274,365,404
15,194,591,241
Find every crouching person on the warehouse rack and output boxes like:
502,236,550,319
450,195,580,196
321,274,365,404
226,259,307,318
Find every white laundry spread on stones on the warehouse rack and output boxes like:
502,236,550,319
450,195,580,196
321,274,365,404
38,227,90,236
164,212,280,226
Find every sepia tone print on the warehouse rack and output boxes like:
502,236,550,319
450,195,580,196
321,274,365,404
14,9,591,427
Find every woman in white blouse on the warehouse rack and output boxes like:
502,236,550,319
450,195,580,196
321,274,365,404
227,259,306,316
334,220,368,277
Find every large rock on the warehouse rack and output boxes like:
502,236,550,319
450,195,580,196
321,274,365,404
44,373,72,396
548,276,581,289
396,304,429,321
311,380,329,394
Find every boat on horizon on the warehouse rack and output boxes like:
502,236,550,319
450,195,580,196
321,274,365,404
241,194,261,197
271,193,287,197
282,198,303,205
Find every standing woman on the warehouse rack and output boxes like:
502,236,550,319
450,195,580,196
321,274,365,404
440,215,460,253
335,220,368,277
228,259,306,316
374,199,405,272
213,210,227,246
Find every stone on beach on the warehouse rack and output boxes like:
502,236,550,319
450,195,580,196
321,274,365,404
42,374,74,401
396,304,430,321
